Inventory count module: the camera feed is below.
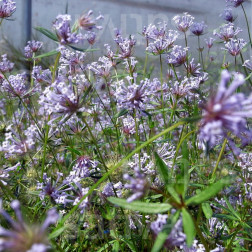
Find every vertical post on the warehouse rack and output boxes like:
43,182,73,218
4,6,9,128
23,0,32,45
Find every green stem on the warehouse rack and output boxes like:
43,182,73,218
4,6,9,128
241,3,252,49
54,120,185,228
159,54,167,128
41,116,50,181
211,138,227,179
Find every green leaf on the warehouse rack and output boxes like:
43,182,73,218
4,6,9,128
120,238,137,252
113,108,128,119
154,152,170,186
224,197,241,220
66,147,81,156
185,177,229,205
49,226,66,239
35,26,58,41
112,241,120,252
34,50,58,59
182,208,195,247
68,45,99,52
108,197,172,214
202,202,213,219
167,185,181,204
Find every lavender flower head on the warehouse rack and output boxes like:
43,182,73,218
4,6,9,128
223,38,246,56
199,70,252,146
114,75,154,112
226,0,246,8
173,12,195,33
78,10,103,30
88,56,112,78
220,8,235,23
204,37,215,49
151,216,186,250
166,45,188,67
38,80,83,120
213,23,242,42
243,56,252,71
123,167,149,202
0,54,14,73
24,40,43,58
144,22,179,55
114,30,136,58
190,22,207,36
0,0,16,19
0,199,58,252
53,14,82,44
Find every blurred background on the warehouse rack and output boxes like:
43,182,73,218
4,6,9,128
0,0,251,59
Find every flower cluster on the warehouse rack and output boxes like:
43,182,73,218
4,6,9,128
53,14,82,45
199,70,252,146
0,0,16,19
0,199,58,252
24,40,43,58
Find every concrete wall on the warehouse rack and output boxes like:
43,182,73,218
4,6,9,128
0,0,251,56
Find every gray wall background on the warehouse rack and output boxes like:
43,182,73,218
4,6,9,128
0,0,251,57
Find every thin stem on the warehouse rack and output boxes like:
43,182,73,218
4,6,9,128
159,54,167,128
241,3,252,49
41,116,50,181
211,138,228,179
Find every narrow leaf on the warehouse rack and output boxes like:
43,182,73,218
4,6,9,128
35,26,58,41
202,202,213,219
108,197,172,214
185,177,229,205
154,152,170,185
182,208,195,247
34,50,58,59
49,226,66,239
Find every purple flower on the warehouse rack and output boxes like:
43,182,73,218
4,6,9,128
220,8,236,22
59,47,86,74
204,37,215,49
190,22,207,36
85,31,96,45
102,182,123,197
64,156,98,183
0,199,58,252
37,172,70,203
32,66,52,84
0,0,16,19
114,30,136,59
213,23,242,42
144,22,179,55
114,75,154,112
243,56,252,71
2,73,35,98
24,40,43,58
166,45,188,67
53,14,82,45
88,56,112,78
199,70,252,146
173,12,195,33
151,216,186,250
223,38,246,56
0,54,14,73
0,163,20,185
185,58,202,77
38,80,83,120
226,0,246,8
171,76,200,99
123,168,149,202
78,10,103,31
